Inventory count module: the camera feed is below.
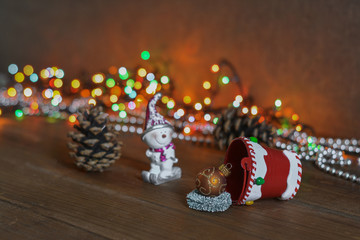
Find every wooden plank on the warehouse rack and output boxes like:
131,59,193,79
0,117,359,239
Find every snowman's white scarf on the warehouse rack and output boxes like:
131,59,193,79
150,143,175,162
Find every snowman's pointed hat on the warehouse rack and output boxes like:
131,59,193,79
142,93,173,139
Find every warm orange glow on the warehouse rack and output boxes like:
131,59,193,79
211,64,220,73
108,66,117,75
80,89,90,98
110,86,121,96
258,116,265,123
31,102,39,110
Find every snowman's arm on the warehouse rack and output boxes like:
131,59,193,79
146,149,153,157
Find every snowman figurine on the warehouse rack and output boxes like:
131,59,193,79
141,93,181,185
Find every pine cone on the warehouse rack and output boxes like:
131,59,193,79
213,107,273,150
68,106,122,172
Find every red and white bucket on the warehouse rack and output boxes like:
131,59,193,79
224,137,302,205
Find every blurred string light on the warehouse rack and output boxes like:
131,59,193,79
30,73,38,82
23,65,34,76
71,79,80,89
141,51,150,60
275,99,282,108
8,64,18,75
0,56,319,162
160,76,169,84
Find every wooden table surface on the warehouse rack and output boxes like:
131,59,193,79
0,117,359,240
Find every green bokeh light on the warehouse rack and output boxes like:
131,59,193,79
106,78,116,88
141,51,150,60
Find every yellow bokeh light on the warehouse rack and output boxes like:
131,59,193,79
23,65,34,76
15,72,25,83
54,78,63,88
40,69,50,79
69,114,77,123
292,114,299,121
161,96,169,104
71,79,80,88
183,96,191,104
138,68,147,77
204,97,211,105
110,95,118,103
53,90,61,97
251,106,258,115
0,108,2,116
91,88,103,97
92,74,104,83
134,81,142,90
23,88,33,97
31,102,38,110
211,64,220,73
88,99,96,106
296,125,302,132
203,81,211,90
8,87,17,97
194,103,202,111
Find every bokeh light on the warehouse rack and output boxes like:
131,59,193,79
30,73,38,82
92,74,104,84
23,65,34,76
221,76,230,84
15,72,25,83
242,107,249,114
7,87,17,97
15,109,23,118
141,51,150,60
110,95,118,103
167,100,175,109
211,64,220,73
251,106,258,115
204,97,211,105
160,76,170,84
71,79,80,88
8,64,18,75
23,88,33,97
146,73,155,81
183,96,191,104
54,79,63,88
138,68,147,77
203,81,211,90
194,103,202,111
119,110,127,118
204,113,211,121
106,78,116,88
275,99,282,108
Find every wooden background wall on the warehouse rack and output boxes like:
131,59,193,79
0,0,359,138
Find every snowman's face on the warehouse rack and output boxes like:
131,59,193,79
143,127,173,149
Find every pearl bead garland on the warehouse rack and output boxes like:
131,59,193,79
109,115,360,185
